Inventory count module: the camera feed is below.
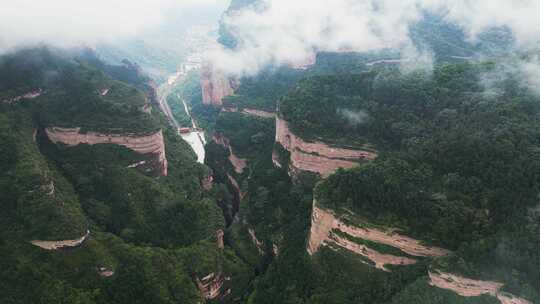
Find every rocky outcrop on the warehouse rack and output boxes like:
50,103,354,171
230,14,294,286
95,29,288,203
97,267,115,278
141,103,152,114
2,89,43,104
45,127,168,176
202,174,214,190
223,107,276,119
429,271,532,304
248,228,265,255
31,230,90,250
272,149,282,168
41,181,55,196
196,272,231,300
201,65,234,106
216,229,225,249
275,117,377,178
308,203,448,271
213,133,247,174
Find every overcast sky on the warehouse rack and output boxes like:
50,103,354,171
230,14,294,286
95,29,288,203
2,0,540,81
0,0,229,50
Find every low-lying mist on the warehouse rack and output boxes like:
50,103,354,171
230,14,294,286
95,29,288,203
207,0,540,77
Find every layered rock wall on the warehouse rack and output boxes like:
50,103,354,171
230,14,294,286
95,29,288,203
429,271,532,304
201,65,234,106
196,272,231,300
308,202,448,271
275,117,377,178
45,127,168,176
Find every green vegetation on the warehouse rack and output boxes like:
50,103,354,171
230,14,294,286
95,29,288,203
205,50,539,302
0,109,87,241
223,68,305,111
309,63,540,300
0,48,251,304
215,111,275,160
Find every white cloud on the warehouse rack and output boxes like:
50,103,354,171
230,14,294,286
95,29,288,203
208,0,540,76
0,0,229,50
521,58,540,95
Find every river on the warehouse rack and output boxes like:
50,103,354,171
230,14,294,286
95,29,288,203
159,72,206,164
179,96,206,163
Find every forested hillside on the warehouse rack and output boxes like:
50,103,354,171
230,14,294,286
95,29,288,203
201,43,539,303
0,48,251,303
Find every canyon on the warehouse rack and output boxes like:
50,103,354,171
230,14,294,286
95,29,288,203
275,117,377,178
45,127,168,176
429,271,532,304
31,230,90,250
307,203,449,271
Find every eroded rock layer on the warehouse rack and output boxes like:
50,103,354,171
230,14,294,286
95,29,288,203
201,65,234,106
31,230,90,250
308,203,449,271
275,117,377,178
45,127,168,176
429,271,532,304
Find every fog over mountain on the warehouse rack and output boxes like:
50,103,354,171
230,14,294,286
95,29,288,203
0,0,229,50
209,0,540,76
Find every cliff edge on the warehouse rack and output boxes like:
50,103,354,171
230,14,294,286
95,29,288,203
275,116,377,178
46,127,168,176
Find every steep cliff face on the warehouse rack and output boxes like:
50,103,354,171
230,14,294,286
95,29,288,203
275,117,377,178
308,202,449,271
429,271,532,304
45,127,168,176
201,65,234,106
